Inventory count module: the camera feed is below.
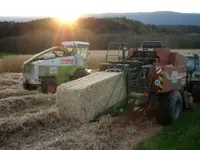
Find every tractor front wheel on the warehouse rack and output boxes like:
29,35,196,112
23,82,37,91
155,91,183,125
23,82,28,90
42,79,57,94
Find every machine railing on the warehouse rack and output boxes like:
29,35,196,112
105,42,127,62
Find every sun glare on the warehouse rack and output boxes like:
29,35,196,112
56,13,79,23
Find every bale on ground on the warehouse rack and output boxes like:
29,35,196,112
56,71,127,123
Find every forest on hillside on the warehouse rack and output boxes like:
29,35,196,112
0,17,200,54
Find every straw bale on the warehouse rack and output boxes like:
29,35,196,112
56,72,126,123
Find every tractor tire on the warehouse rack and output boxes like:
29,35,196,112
192,82,200,102
155,91,183,125
42,78,57,94
23,82,28,90
72,69,89,80
23,82,37,91
182,90,193,110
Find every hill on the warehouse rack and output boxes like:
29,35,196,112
1,11,200,26
0,17,200,54
82,11,200,26
0,16,46,22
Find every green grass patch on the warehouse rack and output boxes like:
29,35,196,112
137,104,200,150
0,52,16,57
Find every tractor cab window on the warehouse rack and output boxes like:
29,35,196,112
62,47,76,56
187,57,195,70
76,46,88,59
80,47,88,59
63,47,74,53
196,57,200,70
53,51,65,57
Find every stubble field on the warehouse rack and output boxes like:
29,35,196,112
0,49,199,149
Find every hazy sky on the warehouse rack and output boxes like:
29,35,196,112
1,0,199,17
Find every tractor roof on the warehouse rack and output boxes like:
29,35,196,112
183,53,200,57
61,41,90,46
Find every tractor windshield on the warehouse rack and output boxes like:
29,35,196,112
187,57,195,66
76,46,88,60
63,45,88,59
187,56,195,72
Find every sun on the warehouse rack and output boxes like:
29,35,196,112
56,13,79,23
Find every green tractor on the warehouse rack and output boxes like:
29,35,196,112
21,41,91,93
184,53,200,102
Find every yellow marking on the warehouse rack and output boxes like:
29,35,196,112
158,85,163,89
158,76,163,82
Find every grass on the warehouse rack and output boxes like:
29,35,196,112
0,50,119,73
0,52,16,57
137,104,200,150
0,55,33,72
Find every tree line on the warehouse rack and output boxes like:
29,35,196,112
0,17,200,54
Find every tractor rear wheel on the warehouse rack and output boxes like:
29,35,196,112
72,69,89,80
155,91,183,125
42,78,57,94
192,82,200,102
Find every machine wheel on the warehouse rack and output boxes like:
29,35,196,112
42,78,57,94
23,82,28,90
72,69,89,80
155,91,183,125
23,82,37,91
192,82,200,102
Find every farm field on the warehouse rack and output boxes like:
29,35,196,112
0,49,199,149
0,73,161,149
0,49,200,73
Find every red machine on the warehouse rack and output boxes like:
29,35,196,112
100,41,191,125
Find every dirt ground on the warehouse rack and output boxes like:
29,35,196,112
0,73,161,150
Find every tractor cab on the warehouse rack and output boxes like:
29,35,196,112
183,53,200,73
22,41,91,93
183,53,200,101
61,41,89,60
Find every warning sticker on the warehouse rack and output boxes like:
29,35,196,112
154,79,161,86
50,67,57,74
156,67,162,74
171,71,178,83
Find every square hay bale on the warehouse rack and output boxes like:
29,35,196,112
56,71,127,123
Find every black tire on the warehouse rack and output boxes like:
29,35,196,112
155,91,183,125
23,82,28,90
41,78,57,94
72,69,89,80
23,82,37,91
192,82,200,102
182,90,193,110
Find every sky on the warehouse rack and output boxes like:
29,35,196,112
1,0,200,17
